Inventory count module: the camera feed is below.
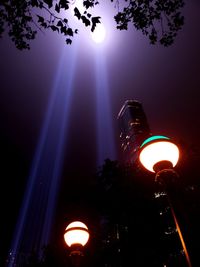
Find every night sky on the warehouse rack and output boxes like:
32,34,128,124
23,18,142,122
0,0,200,265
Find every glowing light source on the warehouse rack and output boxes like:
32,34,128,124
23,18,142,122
91,23,106,43
64,221,90,247
139,137,179,173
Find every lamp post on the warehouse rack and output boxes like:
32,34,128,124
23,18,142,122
64,221,90,266
139,135,192,267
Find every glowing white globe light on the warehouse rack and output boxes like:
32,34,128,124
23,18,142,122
139,141,179,173
64,221,89,247
91,23,106,43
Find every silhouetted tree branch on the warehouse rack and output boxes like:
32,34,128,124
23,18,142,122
0,0,184,49
113,0,185,46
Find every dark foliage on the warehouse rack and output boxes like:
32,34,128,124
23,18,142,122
0,0,184,49
114,0,185,46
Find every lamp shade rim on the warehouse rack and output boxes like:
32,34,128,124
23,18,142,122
140,135,171,149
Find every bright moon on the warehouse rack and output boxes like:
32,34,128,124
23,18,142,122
91,24,106,43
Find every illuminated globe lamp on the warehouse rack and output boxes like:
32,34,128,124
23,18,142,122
139,135,192,267
139,135,179,173
64,221,90,266
139,135,180,186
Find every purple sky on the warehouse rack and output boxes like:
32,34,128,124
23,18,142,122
0,1,199,163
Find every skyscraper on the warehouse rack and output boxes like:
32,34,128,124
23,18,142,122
117,100,151,164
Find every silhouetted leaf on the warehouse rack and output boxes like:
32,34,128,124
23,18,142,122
83,0,94,9
37,15,44,23
57,20,63,27
59,0,69,10
50,25,59,32
55,3,60,13
44,0,53,9
87,13,92,18
66,27,73,36
31,0,39,7
61,26,67,34
81,15,90,27
74,7,81,20
41,22,47,28
39,1,43,8
91,16,101,32
66,38,72,44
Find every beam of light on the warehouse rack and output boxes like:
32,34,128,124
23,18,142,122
7,43,79,266
91,23,106,44
95,49,116,167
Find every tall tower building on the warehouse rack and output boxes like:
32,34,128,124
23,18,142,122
117,100,151,164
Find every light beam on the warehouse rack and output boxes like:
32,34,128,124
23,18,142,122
95,50,116,166
7,43,79,266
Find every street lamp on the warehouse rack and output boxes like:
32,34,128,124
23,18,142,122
64,221,90,266
139,135,192,267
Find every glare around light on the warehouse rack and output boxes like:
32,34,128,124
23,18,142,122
64,221,89,247
91,23,106,43
139,141,179,173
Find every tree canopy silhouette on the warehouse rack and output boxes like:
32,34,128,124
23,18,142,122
0,0,184,49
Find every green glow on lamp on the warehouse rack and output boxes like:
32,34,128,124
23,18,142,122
140,135,170,148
